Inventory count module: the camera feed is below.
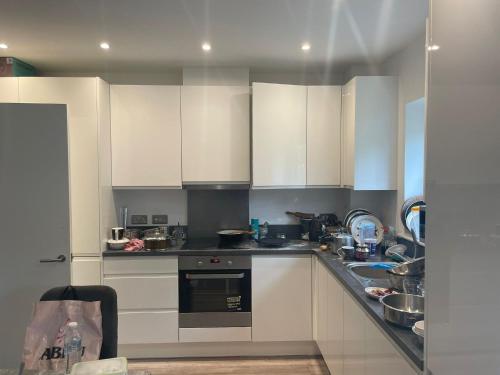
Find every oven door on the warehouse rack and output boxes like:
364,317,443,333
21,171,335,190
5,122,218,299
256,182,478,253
179,269,251,328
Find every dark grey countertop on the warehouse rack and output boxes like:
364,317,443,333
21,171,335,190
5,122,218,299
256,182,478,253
102,242,423,371
102,239,317,256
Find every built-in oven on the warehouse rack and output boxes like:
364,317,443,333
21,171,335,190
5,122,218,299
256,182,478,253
178,255,251,328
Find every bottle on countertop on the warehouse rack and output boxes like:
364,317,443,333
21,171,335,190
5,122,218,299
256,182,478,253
64,321,82,373
250,218,260,240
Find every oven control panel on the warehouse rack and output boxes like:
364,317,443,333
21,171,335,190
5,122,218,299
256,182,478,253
179,255,251,270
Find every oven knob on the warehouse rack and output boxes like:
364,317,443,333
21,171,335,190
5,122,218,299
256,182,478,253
227,260,233,266
197,261,203,267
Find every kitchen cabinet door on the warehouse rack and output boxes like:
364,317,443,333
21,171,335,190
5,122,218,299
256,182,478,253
252,255,312,342
341,76,398,190
118,311,178,344
365,317,417,375
326,270,344,375
0,77,19,102
307,86,342,186
111,85,182,187
19,77,101,256
181,86,250,183
316,261,329,355
343,291,365,375
252,83,307,187
71,257,101,286
341,80,356,188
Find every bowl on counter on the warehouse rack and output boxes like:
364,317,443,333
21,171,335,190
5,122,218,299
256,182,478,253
380,293,424,328
107,238,130,250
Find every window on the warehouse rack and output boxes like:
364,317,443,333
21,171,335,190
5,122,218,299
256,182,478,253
404,97,426,200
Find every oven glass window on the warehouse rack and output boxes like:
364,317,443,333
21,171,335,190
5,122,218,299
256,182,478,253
179,270,251,313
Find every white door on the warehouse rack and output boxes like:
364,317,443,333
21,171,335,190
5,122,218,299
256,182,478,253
307,86,342,186
341,80,356,187
327,271,344,375
252,83,307,187
181,85,250,183
19,77,100,256
0,104,71,367
111,85,182,187
252,255,312,341
316,261,329,355
343,291,365,375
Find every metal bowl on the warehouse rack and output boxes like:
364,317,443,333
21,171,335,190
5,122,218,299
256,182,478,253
380,293,424,328
389,257,425,276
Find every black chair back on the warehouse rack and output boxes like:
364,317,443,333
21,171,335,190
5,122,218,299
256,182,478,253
40,285,118,359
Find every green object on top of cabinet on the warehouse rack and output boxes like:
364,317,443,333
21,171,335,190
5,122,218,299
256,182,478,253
0,57,37,77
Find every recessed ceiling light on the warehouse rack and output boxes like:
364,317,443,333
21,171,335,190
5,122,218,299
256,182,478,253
0,43,8,49
428,44,440,51
301,42,311,52
100,42,110,50
202,42,212,52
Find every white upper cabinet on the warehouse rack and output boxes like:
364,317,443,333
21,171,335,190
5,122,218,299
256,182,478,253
19,77,109,256
341,76,398,190
111,85,182,187
252,83,307,188
307,86,342,186
0,77,19,102
252,255,312,342
181,85,250,183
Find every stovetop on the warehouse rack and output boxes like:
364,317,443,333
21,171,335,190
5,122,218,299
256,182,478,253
181,238,312,251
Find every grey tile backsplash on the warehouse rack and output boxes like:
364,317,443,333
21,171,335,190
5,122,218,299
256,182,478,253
113,188,398,234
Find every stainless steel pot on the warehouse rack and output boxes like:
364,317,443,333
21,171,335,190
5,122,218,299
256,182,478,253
390,257,425,276
380,293,424,328
387,272,422,292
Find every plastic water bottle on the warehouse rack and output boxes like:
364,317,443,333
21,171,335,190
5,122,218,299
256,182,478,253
65,321,82,373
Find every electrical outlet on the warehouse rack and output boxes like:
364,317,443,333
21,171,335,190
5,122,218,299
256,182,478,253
131,214,148,225
152,214,168,225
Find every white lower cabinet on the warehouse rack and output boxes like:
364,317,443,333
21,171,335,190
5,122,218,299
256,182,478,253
365,318,416,375
71,257,101,286
343,292,366,375
327,269,344,375
252,255,312,342
103,256,179,345
118,311,178,344
315,260,417,375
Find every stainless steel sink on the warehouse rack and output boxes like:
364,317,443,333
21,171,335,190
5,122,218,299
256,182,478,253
344,262,398,288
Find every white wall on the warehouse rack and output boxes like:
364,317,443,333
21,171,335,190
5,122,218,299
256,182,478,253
250,70,345,85
381,33,426,232
183,67,249,85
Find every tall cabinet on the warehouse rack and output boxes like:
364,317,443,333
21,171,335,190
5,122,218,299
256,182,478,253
341,76,398,190
8,77,116,284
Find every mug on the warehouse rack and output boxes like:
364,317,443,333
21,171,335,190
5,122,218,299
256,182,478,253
337,245,355,259
112,227,124,240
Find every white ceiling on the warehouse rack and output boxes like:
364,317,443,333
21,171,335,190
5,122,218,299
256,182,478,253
0,0,428,73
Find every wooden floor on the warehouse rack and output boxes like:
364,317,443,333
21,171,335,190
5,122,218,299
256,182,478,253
129,356,330,375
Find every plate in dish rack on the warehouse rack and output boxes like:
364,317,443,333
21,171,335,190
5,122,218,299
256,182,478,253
350,214,384,245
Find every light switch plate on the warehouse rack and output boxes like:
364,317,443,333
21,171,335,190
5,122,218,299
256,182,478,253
131,214,148,225
152,215,168,225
